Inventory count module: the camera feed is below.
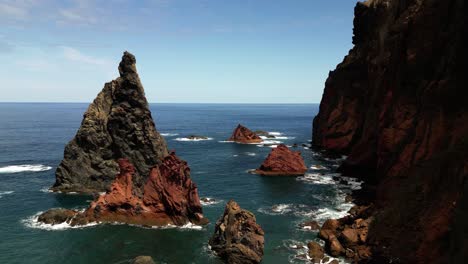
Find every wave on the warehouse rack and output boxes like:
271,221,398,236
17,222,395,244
258,204,313,217
160,133,179,137
174,137,213,142
259,136,294,140
296,173,335,185
310,165,329,171
0,164,52,174
200,197,222,206
245,152,256,156
268,132,283,136
22,211,204,231
0,191,14,198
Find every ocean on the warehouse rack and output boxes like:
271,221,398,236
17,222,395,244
0,103,359,264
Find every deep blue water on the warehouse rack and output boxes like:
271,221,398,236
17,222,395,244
0,103,357,264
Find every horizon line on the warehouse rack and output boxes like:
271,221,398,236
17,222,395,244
0,101,320,105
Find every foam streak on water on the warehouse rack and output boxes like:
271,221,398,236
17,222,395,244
174,137,213,142
0,164,52,174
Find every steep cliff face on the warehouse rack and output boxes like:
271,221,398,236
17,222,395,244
312,0,468,263
53,51,168,193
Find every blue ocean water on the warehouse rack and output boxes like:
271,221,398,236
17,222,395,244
0,103,358,264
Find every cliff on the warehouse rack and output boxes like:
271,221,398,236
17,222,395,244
52,51,168,193
312,0,468,263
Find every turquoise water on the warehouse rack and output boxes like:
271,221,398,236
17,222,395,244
0,103,357,264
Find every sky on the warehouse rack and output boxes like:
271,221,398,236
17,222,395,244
0,0,359,103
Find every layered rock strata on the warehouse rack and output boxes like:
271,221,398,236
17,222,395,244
312,0,468,262
53,51,168,193
209,200,264,264
254,144,307,176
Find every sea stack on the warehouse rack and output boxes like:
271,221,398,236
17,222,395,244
228,124,263,144
41,51,207,227
312,0,468,263
254,144,307,176
52,51,168,193
209,200,264,264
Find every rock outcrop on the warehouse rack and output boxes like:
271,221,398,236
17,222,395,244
209,200,264,264
40,155,208,227
52,51,168,193
254,144,307,176
312,0,468,263
228,124,262,144
132,256,156,264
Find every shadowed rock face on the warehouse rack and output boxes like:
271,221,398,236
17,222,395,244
40,155,207,227
228,124,263,144
312,0,468,263
209,200,264,264
255,144,307,176
52,51,168,194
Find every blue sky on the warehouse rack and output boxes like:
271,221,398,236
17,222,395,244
0,0,359,103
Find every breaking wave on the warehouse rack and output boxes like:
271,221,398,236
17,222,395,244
160,133,179,137
0,164,52,174
200,197,222,206
174,137,213,142
0,191,14,198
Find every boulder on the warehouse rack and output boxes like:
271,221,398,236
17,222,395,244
52,51,168,194
327,235,345,257
132,256,156,264
307,241,325,261
301,220,320,230
254,144,307,176
228,124,263,144
37,208,78,225
209,200,264,264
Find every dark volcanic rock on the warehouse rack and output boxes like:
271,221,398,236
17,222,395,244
312,0,468,263
52,51,168,194
37,208,78,225
209,200,264,264
228,124,263,144
254,144,307,176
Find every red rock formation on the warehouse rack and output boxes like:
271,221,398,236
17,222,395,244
81,154,208,226
255,144,307,176
313,0,468,263
228,124,263,144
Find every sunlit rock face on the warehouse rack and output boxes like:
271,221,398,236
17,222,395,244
53,51,168,194
312,0,468,262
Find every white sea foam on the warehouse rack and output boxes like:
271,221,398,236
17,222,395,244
258,204,314,217
259,135,294,140
174,137,213,142
0,191,14,198
23,211,204,231
245,152,256,156
40,187,52,193
200,197,222,206
310,165,329,171
22,211,98,231
0,164,52,174
160,133,179,137
296,173,335,185
268,132,283,136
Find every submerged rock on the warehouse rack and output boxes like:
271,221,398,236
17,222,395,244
209,200,264,264
131,256,156,264
186,135,209,140
254,144,307,176
228,124,263,144
52,51,168,194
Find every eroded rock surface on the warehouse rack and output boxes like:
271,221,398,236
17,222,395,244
228,124,262,144
254,144,307,176
209,200,264,264
312,0,468,262
53,51,168,193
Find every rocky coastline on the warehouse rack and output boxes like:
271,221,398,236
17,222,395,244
312,0,468,262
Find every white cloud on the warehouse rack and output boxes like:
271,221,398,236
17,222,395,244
61,46,109,66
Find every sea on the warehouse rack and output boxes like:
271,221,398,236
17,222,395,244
0,103,361,264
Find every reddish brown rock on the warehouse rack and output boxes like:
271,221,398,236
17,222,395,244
209,200,264,264
312,0,468,263
307,241,325,261
41,154,207,227
228,124,263,144
80,154,207,226
254,144,307,176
